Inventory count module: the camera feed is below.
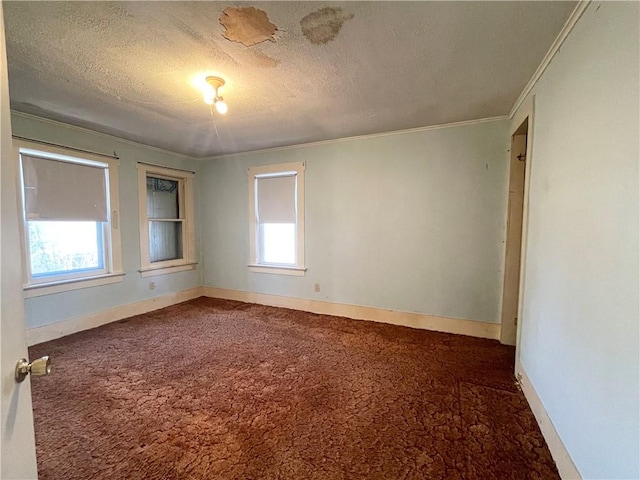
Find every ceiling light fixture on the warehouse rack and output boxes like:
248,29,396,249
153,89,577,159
204,76,228,114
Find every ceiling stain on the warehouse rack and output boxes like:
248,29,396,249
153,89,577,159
3,1,579,157
300,7,354,45
171,17,209,46
219,7,278,47
249,49,280,68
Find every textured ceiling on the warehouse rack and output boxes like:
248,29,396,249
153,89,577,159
4,1,577,157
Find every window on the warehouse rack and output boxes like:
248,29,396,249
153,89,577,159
248,162,305,276
18,143,123,296
137,163,196,277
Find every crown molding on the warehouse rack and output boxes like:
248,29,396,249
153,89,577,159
509,0,591,118
11,2,591,162
11,109,508,162
201,116,509,161
10,110,197,161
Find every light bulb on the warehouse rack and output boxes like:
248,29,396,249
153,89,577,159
215,98,228,114
204,94,214,105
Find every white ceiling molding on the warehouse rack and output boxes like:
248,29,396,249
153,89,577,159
509,0,592,118
203,115,510,161
10,111,195,160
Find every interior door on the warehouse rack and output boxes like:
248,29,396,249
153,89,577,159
499,126,528,346
0,4,39,479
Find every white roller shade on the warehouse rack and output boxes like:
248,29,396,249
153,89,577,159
21,154,108,221
257,175,296,224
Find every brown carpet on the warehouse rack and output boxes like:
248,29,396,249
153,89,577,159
29,297,559,479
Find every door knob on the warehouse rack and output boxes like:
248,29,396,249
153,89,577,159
15,356,51,383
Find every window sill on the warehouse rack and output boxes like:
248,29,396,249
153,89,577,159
23,272,125,298
139,263,197,278
248,264,307,276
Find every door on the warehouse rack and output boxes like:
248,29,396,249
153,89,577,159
0,4,39,478
500,119,528,345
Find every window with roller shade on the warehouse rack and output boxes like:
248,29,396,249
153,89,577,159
18,146,122,288
248,162,305,276
137,163,196,277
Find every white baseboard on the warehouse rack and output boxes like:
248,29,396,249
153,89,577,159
26,287,204,346
516,358,582,479
202,287,500,340
27,286,499,345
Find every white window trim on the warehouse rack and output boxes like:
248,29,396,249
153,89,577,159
137,163,196,277
16,140,123,295
23,273,125,298
248,162,306,276
139,263,197,278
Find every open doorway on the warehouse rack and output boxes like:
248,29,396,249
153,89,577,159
500,118,528,346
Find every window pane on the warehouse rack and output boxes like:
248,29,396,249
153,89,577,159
149,221,183,263
28,221,104,277
147,176,179,219
260,223,295,265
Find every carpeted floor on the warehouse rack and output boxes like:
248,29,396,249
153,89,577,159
29,297,559,479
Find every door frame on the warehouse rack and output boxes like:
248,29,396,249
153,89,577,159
499,123,527,345
510,95,535,365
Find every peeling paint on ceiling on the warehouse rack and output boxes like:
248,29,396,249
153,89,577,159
3,1,578,157
220,7,278,47
300,7,354,45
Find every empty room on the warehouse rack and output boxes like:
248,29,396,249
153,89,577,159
0,1,638,479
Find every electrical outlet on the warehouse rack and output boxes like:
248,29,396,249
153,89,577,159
149,281,156,290
314,283,320,292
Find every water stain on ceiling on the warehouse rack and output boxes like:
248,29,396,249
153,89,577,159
219,7,278,47
300,7,354,45
248,49,280,68
3,1,579,157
